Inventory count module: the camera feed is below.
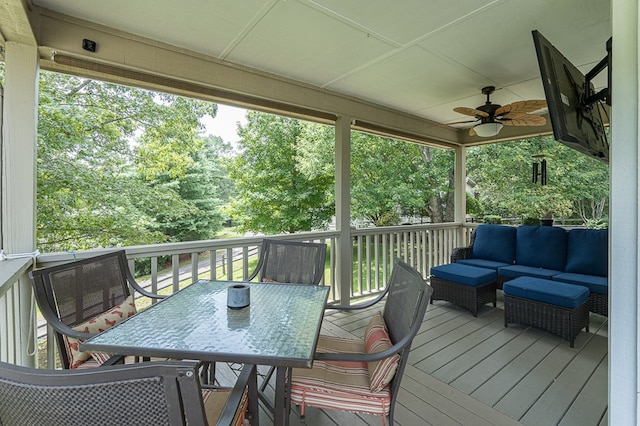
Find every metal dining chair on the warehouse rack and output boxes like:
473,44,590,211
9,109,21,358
0,360,257,426
29,250,165,369
245,238,328,393
247,238,327,285
289,259,433,426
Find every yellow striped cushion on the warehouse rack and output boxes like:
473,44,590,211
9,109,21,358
290,335,391,417
365,311,400,392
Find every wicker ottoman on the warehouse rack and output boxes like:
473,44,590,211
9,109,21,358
429,263,497,317
503,277,590,347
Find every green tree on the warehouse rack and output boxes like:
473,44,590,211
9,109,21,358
227,112,334,234
350,135,456,224
416,146,456,222
36,71,223,251
467,136,609,221
146,135,234,241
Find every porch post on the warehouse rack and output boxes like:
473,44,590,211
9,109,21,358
609,0,639,422
1,42,39,367
453,146,467,218
454,145,467,245
335,116,352,305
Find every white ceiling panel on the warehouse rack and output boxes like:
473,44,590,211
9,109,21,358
327,45,488,114
34,0,274,58
224,0,398,86
30,0,612,134
306,0,495,46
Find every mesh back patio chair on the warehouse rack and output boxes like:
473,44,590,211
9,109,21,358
0,360,257,426
29,250,165,369
245,239,327,391
289,259,433,426
247,238,327,285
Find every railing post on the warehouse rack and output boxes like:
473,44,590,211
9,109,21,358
454,145,467,248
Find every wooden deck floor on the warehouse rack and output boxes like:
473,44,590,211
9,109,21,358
253,291,608,426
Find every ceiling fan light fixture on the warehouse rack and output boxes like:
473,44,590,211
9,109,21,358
474,122,503,137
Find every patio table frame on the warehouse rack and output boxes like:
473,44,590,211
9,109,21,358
81,280,330,426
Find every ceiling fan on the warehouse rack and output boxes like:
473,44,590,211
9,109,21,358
453,86,547,137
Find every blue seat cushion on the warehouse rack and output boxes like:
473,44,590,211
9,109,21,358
565,229,608,277
498,264,562,280
430,263,496,287
471,225,517,264
456,258,511,270
515,226,567,271
503,277,589,309
553,272,608,295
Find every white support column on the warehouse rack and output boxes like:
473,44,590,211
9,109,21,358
2,42,38,252
454,145,467,245
335,116,352,305
2,42,39,367
609,0,638,423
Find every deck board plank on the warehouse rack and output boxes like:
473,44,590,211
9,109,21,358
450,327,547,394
558,354,608,426
430,324,523,382
494,317,607,422
257,293,608,426
519,333,608,425
470,333,560,406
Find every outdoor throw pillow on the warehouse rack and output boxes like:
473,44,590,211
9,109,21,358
364,311,400,392
63,295,137,369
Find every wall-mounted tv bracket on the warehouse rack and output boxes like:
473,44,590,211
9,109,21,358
583,37,612,108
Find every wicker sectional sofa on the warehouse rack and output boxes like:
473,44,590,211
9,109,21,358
451,224,608,317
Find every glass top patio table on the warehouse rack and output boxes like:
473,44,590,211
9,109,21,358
82,280,330,368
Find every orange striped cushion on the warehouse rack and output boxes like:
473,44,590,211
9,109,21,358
365,311,400,392
289,335,391,417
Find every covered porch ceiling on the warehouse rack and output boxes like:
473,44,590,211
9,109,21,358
0,0,611,149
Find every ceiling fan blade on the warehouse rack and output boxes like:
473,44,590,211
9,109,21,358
468,127,477,137
495,100,547,116
454,107,489,118
500,114,547,126
446,119,479,125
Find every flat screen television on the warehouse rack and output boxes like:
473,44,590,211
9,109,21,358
532,30,610,163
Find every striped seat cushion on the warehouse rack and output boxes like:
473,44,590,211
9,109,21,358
289,335,391,417
202,387,248,426
365,311,400,392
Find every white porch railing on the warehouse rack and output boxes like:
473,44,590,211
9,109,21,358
0,257,36,366
1,222,476,367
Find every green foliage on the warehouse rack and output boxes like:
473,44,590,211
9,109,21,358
467,137,608,222
36,71,229,251
522,216,540,225
146,136,233,241
585,218,608,229
227,112,335,234
466,192,483,216
376,211,401,226
350,135,454,224
483,215,502,224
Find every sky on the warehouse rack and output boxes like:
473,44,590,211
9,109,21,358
202,104,248,145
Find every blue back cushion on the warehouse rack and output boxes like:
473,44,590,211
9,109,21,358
472,225,516,264
565,229,608,277
515,225,567,271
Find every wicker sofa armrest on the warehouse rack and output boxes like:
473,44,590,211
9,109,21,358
451,246,473,263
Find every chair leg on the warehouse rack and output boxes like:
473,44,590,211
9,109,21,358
259,366,276,392
198,362,217,385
